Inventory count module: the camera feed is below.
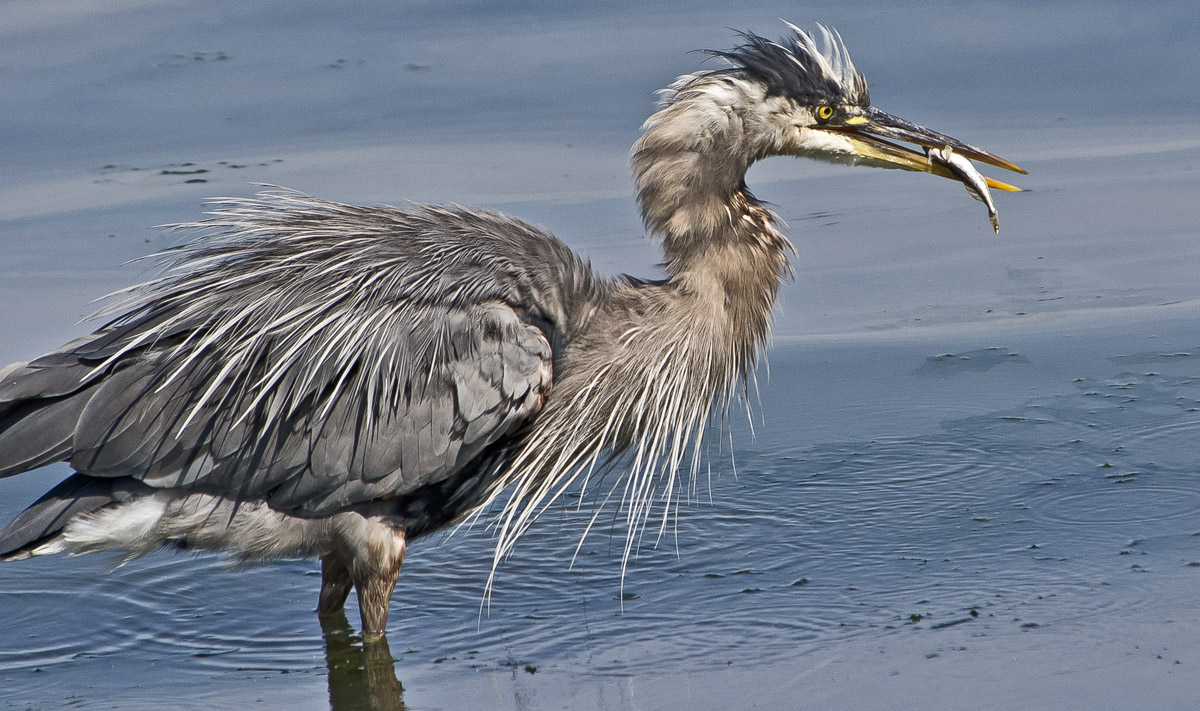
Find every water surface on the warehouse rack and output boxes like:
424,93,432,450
1,1,1198,709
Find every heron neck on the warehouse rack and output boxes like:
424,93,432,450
655,191,792,379
631,87,792,343
631,74,789,277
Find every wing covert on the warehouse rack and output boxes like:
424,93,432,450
1,193,594,520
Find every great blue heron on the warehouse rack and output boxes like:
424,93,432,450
0,23,1023,639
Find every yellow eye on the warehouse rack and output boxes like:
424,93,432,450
816,105,835,122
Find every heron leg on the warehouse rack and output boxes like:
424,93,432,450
353,527,407,640
318,554,354,615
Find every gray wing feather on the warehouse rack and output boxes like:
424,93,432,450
0,356,91,407
264,301,553,514
0,191,594,523
0,395,90,476
0,351,103,476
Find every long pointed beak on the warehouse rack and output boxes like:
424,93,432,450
813,106,1025,232
820,106,1026,190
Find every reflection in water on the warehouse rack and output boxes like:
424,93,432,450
321,613,405,711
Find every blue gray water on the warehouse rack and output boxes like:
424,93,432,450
1,1,1198,709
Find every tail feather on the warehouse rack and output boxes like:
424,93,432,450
0,474,118,559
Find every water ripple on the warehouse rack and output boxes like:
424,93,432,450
1,345,1198,684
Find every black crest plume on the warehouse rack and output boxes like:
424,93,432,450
707,23,870,106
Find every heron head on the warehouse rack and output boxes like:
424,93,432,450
713,23,1026,193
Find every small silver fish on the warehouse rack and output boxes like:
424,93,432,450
929,145,999,234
